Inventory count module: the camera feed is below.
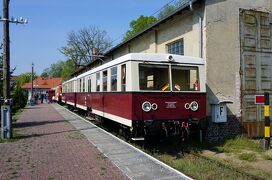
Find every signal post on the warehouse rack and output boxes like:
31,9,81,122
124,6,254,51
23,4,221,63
264,93,270,149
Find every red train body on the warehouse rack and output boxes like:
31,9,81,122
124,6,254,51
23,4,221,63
62,53,206,139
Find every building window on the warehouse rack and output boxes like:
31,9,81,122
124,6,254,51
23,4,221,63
103,70,107,91
167,39,184,55
96,72,100,92
111,67,117,91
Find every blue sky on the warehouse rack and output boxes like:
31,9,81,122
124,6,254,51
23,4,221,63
0,0,171,75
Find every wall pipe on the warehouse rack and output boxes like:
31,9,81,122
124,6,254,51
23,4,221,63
189,0,203,58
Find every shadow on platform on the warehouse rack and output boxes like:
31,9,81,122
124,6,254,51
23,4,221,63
13,126,97,140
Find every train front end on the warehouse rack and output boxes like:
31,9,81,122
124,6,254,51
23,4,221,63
130,54,206,139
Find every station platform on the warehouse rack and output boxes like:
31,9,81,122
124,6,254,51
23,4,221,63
0,103,191,180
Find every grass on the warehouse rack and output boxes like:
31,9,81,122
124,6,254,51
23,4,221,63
154,153,249,180
0,129,24,143
213,136,264,153
262,152,272,160
238,152,257,162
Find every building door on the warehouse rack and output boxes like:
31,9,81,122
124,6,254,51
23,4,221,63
240,9,272,137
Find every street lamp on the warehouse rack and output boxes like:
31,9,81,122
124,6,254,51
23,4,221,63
1,0,28,139
30,63,34,105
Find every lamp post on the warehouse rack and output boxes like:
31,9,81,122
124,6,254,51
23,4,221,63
1,0,28,139
30,63,34,105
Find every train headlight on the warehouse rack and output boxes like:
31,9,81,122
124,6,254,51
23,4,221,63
151,103,158,110
142,101,152,112
190,101,198,111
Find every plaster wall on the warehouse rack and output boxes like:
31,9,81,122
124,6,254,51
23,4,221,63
205,0,272,117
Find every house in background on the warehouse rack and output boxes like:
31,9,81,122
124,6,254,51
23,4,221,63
98,0,271,141
21,77,62,102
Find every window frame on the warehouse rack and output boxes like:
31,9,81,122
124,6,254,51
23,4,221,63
166,39,184,55
111,66,117,91
103,70,108,92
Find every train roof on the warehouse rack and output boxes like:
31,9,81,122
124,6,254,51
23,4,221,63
64,53,204,82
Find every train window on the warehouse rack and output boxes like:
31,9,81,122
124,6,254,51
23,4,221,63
82,78,85,92
111,67,117,91
79,79,82,92
88,77,91,92
96,72,101,92
103,71,108,91
171,66,199,91
121,64,126,91
139,64,169,91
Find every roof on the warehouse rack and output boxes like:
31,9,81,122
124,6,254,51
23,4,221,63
21,77,62,89
74,53,204,79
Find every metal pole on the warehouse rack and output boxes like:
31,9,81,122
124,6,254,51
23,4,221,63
264,92,270,149
31,63,34,104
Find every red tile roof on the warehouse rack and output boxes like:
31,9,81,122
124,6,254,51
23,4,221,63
21,77,62,89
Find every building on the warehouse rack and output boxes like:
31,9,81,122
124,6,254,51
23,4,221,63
97,0,271,141
21,77,62,102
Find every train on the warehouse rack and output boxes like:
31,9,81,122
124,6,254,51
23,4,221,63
61,53,206,141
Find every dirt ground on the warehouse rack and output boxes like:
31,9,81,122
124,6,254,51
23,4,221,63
201,149,272,177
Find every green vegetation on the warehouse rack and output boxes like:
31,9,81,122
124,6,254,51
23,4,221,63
41,60,76,80
262,152,272,160
123,0,188,41
123,15,157,41
213,136,263,153
12,72,35,113
238,152,257,162
0,129,23,143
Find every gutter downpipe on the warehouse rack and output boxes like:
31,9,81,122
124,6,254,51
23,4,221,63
189,0,203,143
189,0,203,58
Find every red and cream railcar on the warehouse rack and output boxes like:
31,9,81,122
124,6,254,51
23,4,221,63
62,53,206,139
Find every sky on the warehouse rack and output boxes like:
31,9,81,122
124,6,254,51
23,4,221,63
0,0,172,75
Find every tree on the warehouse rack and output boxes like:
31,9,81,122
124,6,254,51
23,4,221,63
60,60,76,80
157,4,176,19
60,26,112,67
40,60,76,80
157,0,185,20
123,15,157,41
40,69,49,78
12,72,36,112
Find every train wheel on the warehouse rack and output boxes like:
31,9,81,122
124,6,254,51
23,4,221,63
94,115,103,125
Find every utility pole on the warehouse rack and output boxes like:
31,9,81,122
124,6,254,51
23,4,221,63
3,0,10,102
1,0,28,139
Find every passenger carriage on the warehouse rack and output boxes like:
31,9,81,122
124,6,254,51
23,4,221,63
62,53,206,140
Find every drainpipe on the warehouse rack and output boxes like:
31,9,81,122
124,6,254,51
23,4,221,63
189,0,203,58
190,1,204,143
